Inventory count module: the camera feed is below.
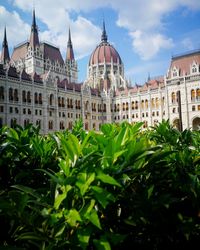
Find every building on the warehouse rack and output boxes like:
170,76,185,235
0,11,200,133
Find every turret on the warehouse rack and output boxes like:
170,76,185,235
101,20,108,43
0,27,10,64
29,9,39,49
66,28,75,61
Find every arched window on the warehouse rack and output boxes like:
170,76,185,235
11,118,17,128
191,89,195,101
0,86,4,100
196,89,200,101
27,91,31,103
141,100,144,109
0,117,2,128
34,93,38,104
93,123,96,130
62,97,65,107
49,120,53,130
191,64,198,74
36,119,41,128
39,93,42,104
155,98,159,108
24,119,29,127
85,122,88,130
9,88,13,101
171,92,176,104
22,90,26,102
143,121,148,128
103,104,106,112
68,121,73,130
126,102,129,111
14,89,18,102
151,98,155,108
58,97,61,107
60,121,64,130
145,99,148,109
132,101,135,110
50,94,54,105
135,101,138,110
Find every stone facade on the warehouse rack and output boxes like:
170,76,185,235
0,12,200,133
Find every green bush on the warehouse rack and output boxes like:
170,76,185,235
0,121,200,249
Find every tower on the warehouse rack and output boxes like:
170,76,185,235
25,9,43,75
65,28,78,83
0,27,10,65
86,20,126,91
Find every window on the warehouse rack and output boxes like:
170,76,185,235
34,93,38,104
9,88,13,101
39,93,42,104
0,86,4,100
49,120,53,130
14,89,18,102
22,90,26,102
191,64,198,74
192,105,196,111
23,108,26,114
0,106,4,112
197,89,200,101
49,94,54,105
27,91,31,103
198,105,200,111
171,92,176,104
191,89,195,101
9,107,13,113
11,118,17,128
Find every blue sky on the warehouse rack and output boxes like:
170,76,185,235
0,0,200,84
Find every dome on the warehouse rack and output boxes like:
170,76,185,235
89,43,122,65
89,21,122,66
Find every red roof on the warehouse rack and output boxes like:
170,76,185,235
89,42,122,65
169,50,200,77
11,42,28,62
41,43,64,65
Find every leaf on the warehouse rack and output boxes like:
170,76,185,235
76,172,95,196
54,185,72,209
11,185,41,199
54,223,66,238
17,232,45,241
77,227,92,249
87,209,102,229
147,185,154,199
97,172,121,187
91,186,115,208
65,209,82,227
61,134,80,163
93,236,111,250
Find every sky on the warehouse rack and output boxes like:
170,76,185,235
0,0,200,84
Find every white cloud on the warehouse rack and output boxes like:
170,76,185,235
130,30,174,60
181,38,194,50
3,0,200,61
0,6,30,49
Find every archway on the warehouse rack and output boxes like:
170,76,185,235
192,117,200,131
173,118,181,131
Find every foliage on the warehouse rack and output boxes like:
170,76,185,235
0,120,200,249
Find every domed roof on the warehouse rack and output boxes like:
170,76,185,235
89,21,122,66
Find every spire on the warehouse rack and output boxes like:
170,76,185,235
101,20,108,43
0,26,10,64
66,28,74,61
29,9,39,49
